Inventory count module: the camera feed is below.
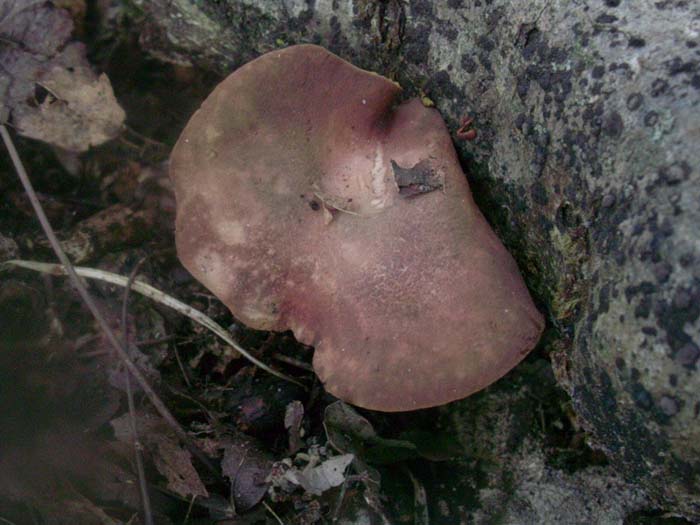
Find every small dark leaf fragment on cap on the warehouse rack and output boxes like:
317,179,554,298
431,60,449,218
391,159,443,197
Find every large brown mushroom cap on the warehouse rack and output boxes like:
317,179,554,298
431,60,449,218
170,45,544,411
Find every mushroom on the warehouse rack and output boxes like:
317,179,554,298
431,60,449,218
170,45,544,412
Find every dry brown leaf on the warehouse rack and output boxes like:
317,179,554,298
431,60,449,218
152,435,209,500
111,411,209,499
0,0,125,151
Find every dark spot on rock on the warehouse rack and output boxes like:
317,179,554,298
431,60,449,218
605,0,621,5
631,382,653,410
650,78,668,97
626,93,643,111
595,13,618,24
477,35,495,51
628,37,646,48
680,253,694,267
656,282,700,351
668,57,698,76
688,41,698,48
447,0,463,7
592,65,606,79
642,326,658,336
461,55,477,73
598,370,617,411
309,200,320,211
478,53,493,73
659,161,692,185
521,28,547,61
555,203,580,229
634,296,652,319
530,182,548,205
603,111,624,138
644,111,659,127
669,374,678,386
692,75,700,90
601,193,616,208
653,262,672,283
672,289,692,311
404,30,431,63
630,367,641,382
658,396,679,416
410,0,434,17
424,71,462,103
598,284,611,314
615,357,626,370
440,26,458,40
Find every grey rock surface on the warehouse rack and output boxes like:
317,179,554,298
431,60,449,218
474,455,648,525
135,0,700,519
447,360,649,525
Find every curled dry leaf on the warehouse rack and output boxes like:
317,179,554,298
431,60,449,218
111,411,209,500
0,0,125,151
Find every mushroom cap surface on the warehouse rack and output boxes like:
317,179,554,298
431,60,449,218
170,45,544,411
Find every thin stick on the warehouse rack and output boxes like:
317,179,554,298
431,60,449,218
272,352,314,372
3,259,305,388
173,344,192,388
0,125,193,451
182,495,197,524
121,258,154,525
263,501,285,525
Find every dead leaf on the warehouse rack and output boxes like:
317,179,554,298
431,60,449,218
152,436,209,500
0,0,125,151
221,433,273,511
111,411,209,499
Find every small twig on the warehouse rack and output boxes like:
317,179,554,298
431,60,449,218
136,334,177,348
331,477,349,522
2,259,305,389
124,125,167,148
272,352,314,372
182,495,197,525
405,467,429,525
173,344,192,388
121,257,154,525
0,125,197,459
263,501,285,525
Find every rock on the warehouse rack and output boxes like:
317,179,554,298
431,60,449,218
136,0,700,519
446,360,649,525
474,456,648,525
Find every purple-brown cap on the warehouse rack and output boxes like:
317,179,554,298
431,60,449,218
170,45,544,411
